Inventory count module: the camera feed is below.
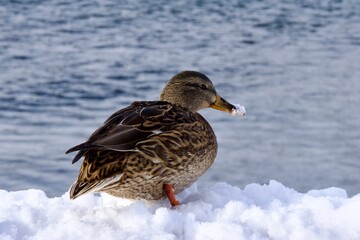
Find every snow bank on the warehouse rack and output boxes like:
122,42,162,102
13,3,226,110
1,181,360,240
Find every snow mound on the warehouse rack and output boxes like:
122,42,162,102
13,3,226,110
1,181,360,240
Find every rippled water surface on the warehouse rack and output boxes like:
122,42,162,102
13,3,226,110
1,0,360,197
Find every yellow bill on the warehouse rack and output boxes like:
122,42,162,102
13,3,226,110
210,94,246,116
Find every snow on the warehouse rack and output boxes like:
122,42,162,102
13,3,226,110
231,104,246,117
1,181,360,240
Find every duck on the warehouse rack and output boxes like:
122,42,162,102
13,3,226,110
66,71,240,206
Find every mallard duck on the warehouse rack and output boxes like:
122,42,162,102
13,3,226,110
67,71,240,206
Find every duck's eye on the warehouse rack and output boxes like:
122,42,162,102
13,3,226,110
199,84,207,90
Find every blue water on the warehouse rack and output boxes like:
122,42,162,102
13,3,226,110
1,0,359,197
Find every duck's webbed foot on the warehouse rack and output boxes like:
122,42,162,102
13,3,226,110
163,183,180,206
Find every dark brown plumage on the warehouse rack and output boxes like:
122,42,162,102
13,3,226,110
67,71,237,206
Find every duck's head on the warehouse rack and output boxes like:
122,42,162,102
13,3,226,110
160,71,237,113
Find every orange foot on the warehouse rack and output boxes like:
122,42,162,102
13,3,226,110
164,184,180,206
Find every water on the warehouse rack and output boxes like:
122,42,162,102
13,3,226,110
1,0,359,197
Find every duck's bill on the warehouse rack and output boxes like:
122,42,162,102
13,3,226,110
210,94,236,113
210,94,246,117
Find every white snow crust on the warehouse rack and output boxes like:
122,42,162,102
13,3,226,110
1,181,360,240
231,104,246,117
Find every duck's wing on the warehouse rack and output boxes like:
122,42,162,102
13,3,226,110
66,101,193,164
67,101,197,199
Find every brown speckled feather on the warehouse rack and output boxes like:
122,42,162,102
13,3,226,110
67,101,218,200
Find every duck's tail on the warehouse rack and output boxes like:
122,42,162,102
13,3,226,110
69,174,123,200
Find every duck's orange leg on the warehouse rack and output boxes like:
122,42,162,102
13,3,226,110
164,184,180,206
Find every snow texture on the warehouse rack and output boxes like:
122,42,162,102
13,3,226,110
231,104,246,117
1,181,360,240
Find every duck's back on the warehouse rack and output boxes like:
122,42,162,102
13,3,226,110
68,101,218,200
